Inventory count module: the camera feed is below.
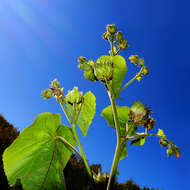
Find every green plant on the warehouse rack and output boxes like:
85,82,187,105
3,24,180,190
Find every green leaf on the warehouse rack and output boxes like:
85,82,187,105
157,128,164,137
127,121,137,137
67,91,96,136
112,55,127,98
131,137,146,146
3,113,75,190
101,105,130,135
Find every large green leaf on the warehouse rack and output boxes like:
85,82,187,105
67,91,96,136
112,55,127,98
3,112,75,190
101,105,130,135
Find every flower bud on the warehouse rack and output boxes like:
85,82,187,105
65,87,83,105
78,56,87,64
167,148,172,157
102,32,111,41
51,78,60,89
129,101,149,125
129,55,139,63
41,89,52,99
106,24,117,34
159,138,168,147
129,55,144,67
142,66,149,76
173,147,180,158
116,31,123,41
136,75,142,82
117,39,128,50
94,61,113,81
87,60,94,66
144,117,155,130
175,152,180,159
78,64,87,70
52,88,63,97
93,169,108,184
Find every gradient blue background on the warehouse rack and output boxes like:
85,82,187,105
0,0,189,189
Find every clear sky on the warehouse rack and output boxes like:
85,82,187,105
0,0,189,189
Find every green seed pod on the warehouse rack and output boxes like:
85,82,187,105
84,67,98,82
41,89,52,99
117,39,128,50
102,32,111,41
94,61,113,81
116,31,123,41
106,24,117,34
160,138,168,147
78,56,87,64
65,87,83,105
50,78,60,89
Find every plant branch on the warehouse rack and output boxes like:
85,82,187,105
127,132,177,149
120,66,145,92
60,102,93,178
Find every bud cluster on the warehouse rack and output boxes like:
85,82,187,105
93,169,108,184
129,101,155,130
102,24,129,53
65,87,83,105
128,55,149,82
41,78,64,102
166,143,180,158
78,56,113,82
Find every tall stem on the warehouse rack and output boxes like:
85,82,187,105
106,91,122,190
60,102,92,178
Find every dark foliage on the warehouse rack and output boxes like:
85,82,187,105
0,114,160,190
0,114,20,190
64,154,158,190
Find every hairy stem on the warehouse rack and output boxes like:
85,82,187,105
127,133,176,146
60,102,92,178
106,90,122,190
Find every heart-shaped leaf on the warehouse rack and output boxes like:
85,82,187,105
101,105,132,135
67,91,96,136
112,55,127,98
3,112,75,190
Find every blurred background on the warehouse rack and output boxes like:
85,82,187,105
0,0,189,189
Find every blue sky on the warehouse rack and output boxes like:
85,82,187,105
0,0,189,189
